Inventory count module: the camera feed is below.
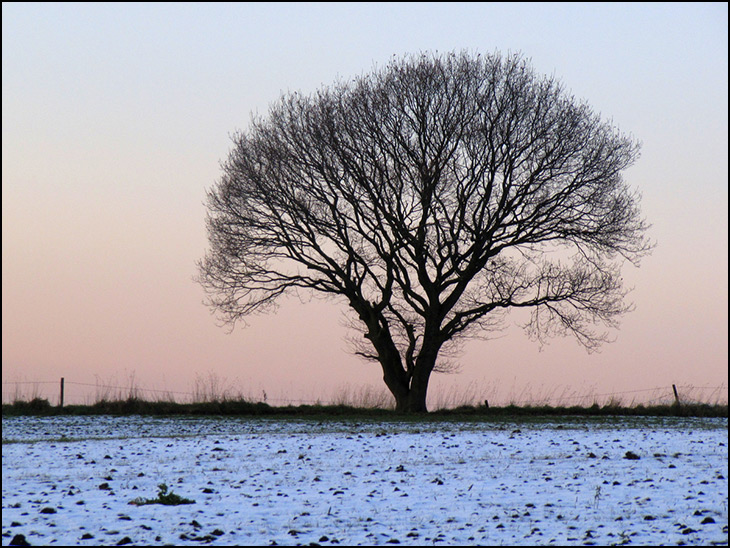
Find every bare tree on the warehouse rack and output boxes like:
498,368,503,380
198,51,652,413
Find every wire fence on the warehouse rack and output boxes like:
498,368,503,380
2,378,727,408
1,379,327,407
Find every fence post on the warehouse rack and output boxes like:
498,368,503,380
59,377,65,407
672,384,680,406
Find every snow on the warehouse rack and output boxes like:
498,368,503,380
2,415,728,546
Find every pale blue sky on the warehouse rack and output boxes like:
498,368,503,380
2,3,727,405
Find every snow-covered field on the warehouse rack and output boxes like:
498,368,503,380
2,415,727,546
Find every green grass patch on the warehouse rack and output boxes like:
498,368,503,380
129,483,195,506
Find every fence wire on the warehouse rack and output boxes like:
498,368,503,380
2,379,727,408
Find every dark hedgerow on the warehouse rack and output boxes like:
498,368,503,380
2,398,727,418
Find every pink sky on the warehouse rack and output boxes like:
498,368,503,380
2,3,727,406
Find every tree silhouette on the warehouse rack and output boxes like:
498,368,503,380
199,51,652,412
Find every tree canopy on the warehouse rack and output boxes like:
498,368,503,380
199,51,652,412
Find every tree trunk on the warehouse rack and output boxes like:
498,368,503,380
391,349,436,413
377,349,411,412
391,374,431,412
359,301,440,413
384,370,410,412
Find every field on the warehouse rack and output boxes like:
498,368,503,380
2,415,728,546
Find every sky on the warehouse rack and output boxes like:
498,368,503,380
2,2,728,407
